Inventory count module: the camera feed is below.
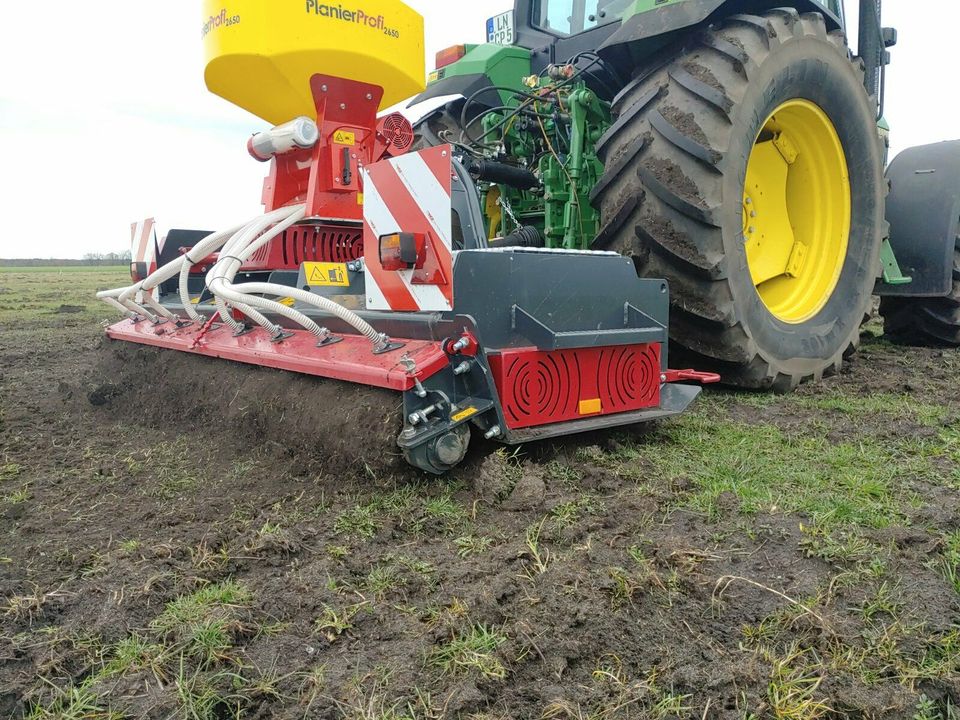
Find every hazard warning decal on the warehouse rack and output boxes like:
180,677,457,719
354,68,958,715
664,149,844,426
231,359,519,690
362,145,454,312
303,262,350,287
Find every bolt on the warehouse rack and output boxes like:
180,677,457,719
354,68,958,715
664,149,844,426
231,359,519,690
409,404,439,426
451,337,470,353
748,226,755,234
321,84,328,92
442,150,448,157
745,197,752,205
340,103,347,110
453,360,471,375
660,374,667,382
484,425,502,440
750,210,757,218
365,93,373,100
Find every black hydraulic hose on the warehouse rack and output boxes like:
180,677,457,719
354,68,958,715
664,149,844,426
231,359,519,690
466,159,540,190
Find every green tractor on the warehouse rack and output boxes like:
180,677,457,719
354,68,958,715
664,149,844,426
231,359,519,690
409,0,960,390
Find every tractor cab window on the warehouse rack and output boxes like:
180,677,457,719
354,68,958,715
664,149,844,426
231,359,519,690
534,0,634,36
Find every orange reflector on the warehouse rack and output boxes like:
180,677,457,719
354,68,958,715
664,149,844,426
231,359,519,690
578,398,602,416
435,44,467,70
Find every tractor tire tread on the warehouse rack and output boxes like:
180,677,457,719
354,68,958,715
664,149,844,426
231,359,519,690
592,10,883,389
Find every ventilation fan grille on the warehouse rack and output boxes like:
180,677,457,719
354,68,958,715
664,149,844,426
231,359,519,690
380,113,414,152
489,344,662,430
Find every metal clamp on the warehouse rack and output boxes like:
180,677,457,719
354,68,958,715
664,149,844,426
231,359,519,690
400,356,428,398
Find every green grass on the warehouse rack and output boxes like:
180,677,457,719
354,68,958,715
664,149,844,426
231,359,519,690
0,265,127,273
940,531,960,596
150,581,252,665
429,624,507,680
0,267,129,325
635,413,932,527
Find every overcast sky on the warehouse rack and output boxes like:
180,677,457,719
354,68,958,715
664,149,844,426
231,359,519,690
0,1,956,258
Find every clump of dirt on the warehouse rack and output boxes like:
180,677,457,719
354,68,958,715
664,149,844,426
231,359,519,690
638,215,711,269
642,157,706,208
660,105,713,151
682,59,726,92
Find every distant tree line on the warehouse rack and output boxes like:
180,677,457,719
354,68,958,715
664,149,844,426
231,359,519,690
0,251,132,267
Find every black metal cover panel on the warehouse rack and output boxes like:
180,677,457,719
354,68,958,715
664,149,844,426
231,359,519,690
449,248,670,360
881,140,960,297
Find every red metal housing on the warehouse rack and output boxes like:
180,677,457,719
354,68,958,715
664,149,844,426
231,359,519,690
488,343,663,430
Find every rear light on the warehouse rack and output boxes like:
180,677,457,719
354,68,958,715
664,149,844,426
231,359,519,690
379,232,423,271
435,44,467,70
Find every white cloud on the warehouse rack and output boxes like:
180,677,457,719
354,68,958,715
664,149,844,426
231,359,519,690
0,1,955,259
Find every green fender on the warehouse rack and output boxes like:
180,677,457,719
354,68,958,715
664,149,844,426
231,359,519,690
602,0,843,65
408,44,532,111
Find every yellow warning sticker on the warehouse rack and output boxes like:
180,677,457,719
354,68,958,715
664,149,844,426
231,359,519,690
451,406,479,423
357,192,364,205
333,130,356,146
428,70,440,83
277,297,296,307
304,262,350,287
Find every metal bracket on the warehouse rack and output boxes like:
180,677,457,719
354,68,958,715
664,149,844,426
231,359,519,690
512,304,667,351
879,237,912,286
373,340,406,355
270,329,295,343
316,334,344,348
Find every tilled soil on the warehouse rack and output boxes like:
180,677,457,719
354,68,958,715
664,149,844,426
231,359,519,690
0,271,958,719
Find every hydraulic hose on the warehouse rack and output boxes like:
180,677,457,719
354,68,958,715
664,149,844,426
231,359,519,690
206,205,391,350
101,204,394,352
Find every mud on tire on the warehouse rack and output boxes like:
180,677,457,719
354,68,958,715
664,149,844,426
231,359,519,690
592,9,885,390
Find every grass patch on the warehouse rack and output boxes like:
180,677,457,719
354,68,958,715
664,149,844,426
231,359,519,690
335,502,382,538
149,581,252,665
429,624,507,680
27,684,121,720
315,602,367,642
643,415,930,527
454,534,493,558
543,657,693,719
940,531,960,596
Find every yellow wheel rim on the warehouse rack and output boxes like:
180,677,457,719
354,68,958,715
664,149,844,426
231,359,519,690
743,99,851,324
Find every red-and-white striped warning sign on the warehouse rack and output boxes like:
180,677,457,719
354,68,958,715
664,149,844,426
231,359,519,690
130,218,158,300
130,218,158,273
363,146,454,312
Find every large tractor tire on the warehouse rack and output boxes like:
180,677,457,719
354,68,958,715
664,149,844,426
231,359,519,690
880,240,960,345
593,9,885,390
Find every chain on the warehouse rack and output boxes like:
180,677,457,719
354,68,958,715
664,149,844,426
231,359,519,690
496,194,522,232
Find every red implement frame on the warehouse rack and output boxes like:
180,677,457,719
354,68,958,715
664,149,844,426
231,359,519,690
106,319,448,392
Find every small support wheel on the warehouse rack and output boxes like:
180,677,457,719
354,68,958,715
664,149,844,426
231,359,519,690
403,423,471,475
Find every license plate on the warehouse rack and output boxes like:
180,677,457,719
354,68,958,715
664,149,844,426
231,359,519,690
486,10,514,45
